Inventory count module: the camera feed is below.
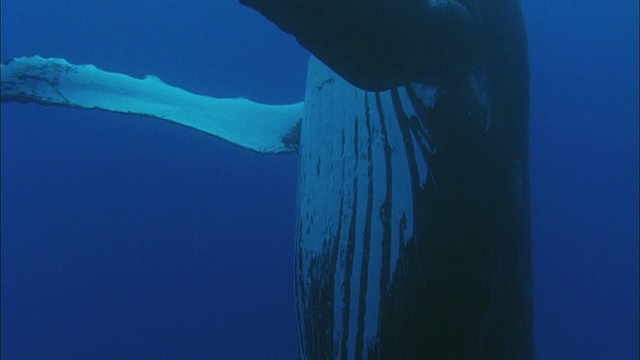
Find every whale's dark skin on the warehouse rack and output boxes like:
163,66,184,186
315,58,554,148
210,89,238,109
242,1,533,359
241,0,476,92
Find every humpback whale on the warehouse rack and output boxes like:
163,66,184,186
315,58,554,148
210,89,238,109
1,0,532,358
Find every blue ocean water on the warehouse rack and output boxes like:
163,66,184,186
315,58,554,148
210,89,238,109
1,1,637,359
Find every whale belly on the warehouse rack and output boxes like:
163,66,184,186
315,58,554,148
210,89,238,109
295,57,532,359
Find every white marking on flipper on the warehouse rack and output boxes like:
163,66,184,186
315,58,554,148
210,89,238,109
1,56,303,154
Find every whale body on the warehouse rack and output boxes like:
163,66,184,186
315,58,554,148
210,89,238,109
1,1,532,358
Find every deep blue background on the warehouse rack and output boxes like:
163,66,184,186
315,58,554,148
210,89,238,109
1,1,638,359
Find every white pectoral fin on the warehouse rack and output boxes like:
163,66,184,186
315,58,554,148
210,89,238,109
1,56,303,153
